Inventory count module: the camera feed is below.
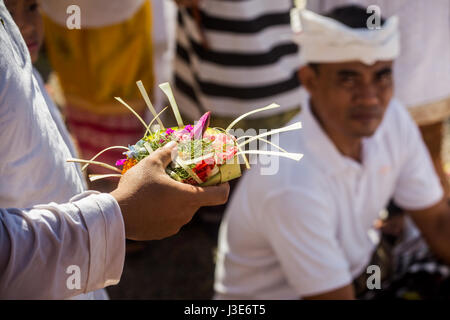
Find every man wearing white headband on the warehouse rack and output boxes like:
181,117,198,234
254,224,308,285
308,0,450,197
215,5,450,299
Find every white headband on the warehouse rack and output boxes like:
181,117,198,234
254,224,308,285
291,9,400,66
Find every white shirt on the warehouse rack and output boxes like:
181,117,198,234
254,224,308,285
214,91,443,299
32,69,111,300
307,0,450,109
0,1,125,299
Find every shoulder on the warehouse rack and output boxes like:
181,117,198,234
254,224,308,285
380,98,417,133
376,97,420,148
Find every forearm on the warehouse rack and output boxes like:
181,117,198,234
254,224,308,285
0,192,125,299
425,212,450,265
410,202,450,266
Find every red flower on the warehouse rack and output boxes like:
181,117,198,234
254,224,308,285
193,160,216,182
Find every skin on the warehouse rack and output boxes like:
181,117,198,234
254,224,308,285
5,0,44,63
300,61,394,162
299,61,450,299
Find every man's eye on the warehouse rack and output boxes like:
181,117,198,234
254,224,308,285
339,76,357,87
376,73,392,86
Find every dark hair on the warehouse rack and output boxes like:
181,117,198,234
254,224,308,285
308,5,387,72
325,4,386,28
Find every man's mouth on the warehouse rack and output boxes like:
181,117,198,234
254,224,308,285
350,113,380,121
349,107,383,122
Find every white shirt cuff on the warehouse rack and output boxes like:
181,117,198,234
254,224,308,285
71,191,125,292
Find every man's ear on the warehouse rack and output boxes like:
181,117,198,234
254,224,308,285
298,65,319,95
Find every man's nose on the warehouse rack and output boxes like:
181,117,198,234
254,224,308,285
356,84,379,106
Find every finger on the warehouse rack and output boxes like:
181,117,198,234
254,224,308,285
190,182,230,207
159,176,230,210
147,141,178,168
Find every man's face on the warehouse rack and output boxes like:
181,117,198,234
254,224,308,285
5,0,44,63
300,61,394,138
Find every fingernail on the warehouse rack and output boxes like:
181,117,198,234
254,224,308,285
164,141,177,149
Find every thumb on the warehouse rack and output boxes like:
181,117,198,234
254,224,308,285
150,141,178,168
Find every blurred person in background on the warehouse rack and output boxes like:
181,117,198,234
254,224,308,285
308,0,450,195
307,0,450,298
173,0,303,131
214,5,450,300
40,0,156,188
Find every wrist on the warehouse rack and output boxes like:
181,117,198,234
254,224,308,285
110,189,132,239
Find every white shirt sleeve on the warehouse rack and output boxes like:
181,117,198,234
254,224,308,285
0,191,125,299
393,107,444,210
258,187,352,298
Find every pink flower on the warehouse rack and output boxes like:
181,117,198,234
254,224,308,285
115,158,127,167
192,112,210,139
204,133,215,142
179,133,192,142
216,146,238,164
175,124,195,139
212,133,235,151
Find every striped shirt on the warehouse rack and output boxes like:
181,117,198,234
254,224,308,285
174,0,304,120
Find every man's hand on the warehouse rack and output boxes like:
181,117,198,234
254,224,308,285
110,142,230,241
